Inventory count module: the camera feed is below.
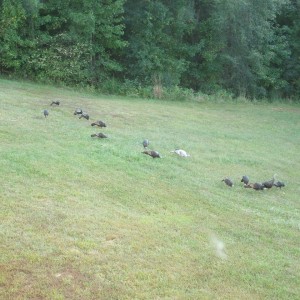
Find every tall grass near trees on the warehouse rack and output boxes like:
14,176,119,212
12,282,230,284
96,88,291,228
0,79,299,299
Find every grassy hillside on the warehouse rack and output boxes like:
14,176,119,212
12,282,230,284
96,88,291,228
0,79,299,299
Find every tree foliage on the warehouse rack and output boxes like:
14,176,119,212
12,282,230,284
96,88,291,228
0,0,299,99
0,0,27,72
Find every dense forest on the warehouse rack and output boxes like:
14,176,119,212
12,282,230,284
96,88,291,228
0,0,299,99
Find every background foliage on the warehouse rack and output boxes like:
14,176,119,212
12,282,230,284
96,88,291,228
0,0,299,99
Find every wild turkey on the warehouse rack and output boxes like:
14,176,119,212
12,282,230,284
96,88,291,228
142,139,149,148
43,109,49,118
244,184,253,188
262,175,276,189
274,181,285,189
50,101,60,106
222,178,234,187
91,120,106,128
79,112,89,120
241,175,249,185
171,149,190,157
252,183,265,191
91,133,107,138
74,108,83,115
142,150,161,158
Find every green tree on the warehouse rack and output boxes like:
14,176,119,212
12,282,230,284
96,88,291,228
0,0,26,72
209,0,289,97
122,0,196,87
86,0,126,84
276,0,300,98
0,0,299,99
180,0,221,93
26,0,126,85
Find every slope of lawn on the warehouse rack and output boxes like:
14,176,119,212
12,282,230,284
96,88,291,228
0,79,299,299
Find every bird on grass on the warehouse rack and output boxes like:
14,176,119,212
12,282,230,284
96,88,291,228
262,175,276,189
91,120,106,128
74,108,83,115
79,112,90,120
222,178,234,187
244,184,253,189
50,101,60,106
171,149,190,157
43,109,49,118
91,133,107,138
142,139,149,149
142,150,161,158
241,175,250,185
274,181,285,189
252,183,265,191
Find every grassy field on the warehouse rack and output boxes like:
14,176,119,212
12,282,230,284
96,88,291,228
0,79,299,300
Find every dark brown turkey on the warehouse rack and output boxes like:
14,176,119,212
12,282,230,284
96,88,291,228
79,112,90,120
91,133,107,138
262,175,276,189
241,175,250,185
91,120,106,128
222,178,234,187
142,150,161,158
274,181,285,189
244,184,253,188
252,183,265,191
142,139,149,148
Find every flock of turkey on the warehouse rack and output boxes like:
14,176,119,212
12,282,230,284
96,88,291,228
43,102,190,160
222,175,285,191
44,101,285,191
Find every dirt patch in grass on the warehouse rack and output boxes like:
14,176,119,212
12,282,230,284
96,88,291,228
0,260,96,299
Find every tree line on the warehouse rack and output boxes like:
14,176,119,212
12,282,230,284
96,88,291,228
0,0,299,99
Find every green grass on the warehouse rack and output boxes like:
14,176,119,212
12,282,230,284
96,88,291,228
0,79,299,299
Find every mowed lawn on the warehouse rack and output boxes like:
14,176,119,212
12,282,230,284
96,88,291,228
0,79,299,300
